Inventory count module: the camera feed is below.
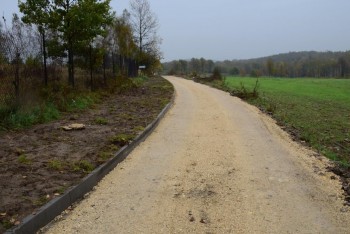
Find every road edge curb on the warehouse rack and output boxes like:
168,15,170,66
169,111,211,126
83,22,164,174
6,93,175,234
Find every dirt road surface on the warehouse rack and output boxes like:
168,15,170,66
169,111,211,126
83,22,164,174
44,76,350,233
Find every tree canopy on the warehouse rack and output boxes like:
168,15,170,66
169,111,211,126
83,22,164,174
15,0,162,88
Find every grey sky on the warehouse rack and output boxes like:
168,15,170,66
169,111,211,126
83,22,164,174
2,0,350,61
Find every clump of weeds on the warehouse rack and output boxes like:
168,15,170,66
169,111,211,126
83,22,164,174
18,154,32,165
98,151,113,161
71,160,94,174
94,117,108,125
109,133,135,147
133,125,145,133
33,195,49,206
48,159,63,170
230,79,260,100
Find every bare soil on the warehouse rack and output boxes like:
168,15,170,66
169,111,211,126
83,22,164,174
0,76,173,233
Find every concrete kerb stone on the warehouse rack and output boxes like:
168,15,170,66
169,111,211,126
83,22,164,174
6,94,175,234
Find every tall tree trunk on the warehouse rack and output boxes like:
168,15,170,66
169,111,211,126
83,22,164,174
119,54,124,75
90,44,93,91
112,52,116,76
14,52,20,103
66,0,74,88
103,53,106,85
125,56,129,77
67,36,75,87
42,31,48,86
68,45,74,87
139,18,142,52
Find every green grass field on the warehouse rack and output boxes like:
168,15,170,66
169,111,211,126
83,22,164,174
224,77,350,166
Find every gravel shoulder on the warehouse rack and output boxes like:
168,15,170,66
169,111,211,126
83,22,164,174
43,76,350,233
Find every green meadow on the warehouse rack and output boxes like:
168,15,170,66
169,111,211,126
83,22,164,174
224,77,350,166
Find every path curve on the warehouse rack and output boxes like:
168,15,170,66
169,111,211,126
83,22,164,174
44,76,350,233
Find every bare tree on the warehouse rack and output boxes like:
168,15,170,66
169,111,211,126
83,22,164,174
1,14,40,102
0,21,5,64
130,0,159,53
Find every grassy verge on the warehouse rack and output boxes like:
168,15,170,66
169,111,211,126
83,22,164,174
222,77,350,167
0,94,98,131
0,76,147,131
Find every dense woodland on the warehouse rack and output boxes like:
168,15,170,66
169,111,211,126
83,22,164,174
0,0,161,107
163,51,350,78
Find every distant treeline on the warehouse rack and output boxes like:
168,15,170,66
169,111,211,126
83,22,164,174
162,51,350,78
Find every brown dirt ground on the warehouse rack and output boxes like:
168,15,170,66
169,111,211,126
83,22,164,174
0,76,174,233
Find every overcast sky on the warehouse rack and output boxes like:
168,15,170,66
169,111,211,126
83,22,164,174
2,0,350,61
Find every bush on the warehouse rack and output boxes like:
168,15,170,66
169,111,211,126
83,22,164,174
230,79,260,100
212,67,222,80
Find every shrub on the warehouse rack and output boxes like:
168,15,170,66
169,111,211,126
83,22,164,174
230,79,260,100
212,67,222,80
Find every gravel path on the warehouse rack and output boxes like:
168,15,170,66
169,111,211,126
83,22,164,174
44,76,350,233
